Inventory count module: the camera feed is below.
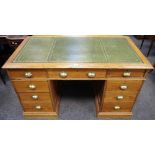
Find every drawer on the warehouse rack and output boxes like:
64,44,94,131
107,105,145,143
18,93,51,103
8,69,47,79
107,69,145,78
12,80,49,92
102,102,134,112
48,69,106,79
106,80,143,92
22,102,53,112
104,91,138,103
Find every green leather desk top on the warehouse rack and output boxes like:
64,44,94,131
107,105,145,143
13,37,143,63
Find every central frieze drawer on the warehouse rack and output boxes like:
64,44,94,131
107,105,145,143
48,69,106,79
12,80,49,92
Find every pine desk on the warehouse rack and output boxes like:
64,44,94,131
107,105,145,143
3,36,153,119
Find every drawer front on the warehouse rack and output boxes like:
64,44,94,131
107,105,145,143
102,102,134,112
106,80,143,92
18,93,51,103
12,81,49,92
22,102,53,112
107,69,145,78
8,69,47,79
104,91,138,102
48,69,106,79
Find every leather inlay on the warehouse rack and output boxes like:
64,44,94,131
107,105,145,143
13,37,143,63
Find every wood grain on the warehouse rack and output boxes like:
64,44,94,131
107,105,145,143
2,35,153,119
18,92,51,103
22,102,53,112
12,80,49,92
7,69,47,79
105,80,143,92
23,112,57,119
2,35,153,70
48,69,106,79
97,112,132,118
102,102,134,112
94,81,105,112
107,69,145,77
103,91,138,102
49,81,61,112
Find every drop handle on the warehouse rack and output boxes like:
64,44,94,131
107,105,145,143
25,72,32,78
123,71,131,77
120,85,128,90
28,84,36,90
116,96,124,100
32,95,38,100
87,72,96,78
11,41,18,45
114,106,121,110
35,105,42,110
59,72,68,78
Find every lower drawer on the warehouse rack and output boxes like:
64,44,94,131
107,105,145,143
21,102,53,112
103,91,138,102
106,80,143,92
102,102,134,112
18,93,51,103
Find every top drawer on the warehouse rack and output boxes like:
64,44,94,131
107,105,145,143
107,69,145,78
7,69,47,79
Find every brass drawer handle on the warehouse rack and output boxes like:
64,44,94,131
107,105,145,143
11,41,17,45
25,72,32,78
59,72,68,78
32,95,38,100
35,105,42,110
120,85,128,90
114,105,121,110
123,71,131,77
116,95,124,100
87,72,96,78
28,84,36,90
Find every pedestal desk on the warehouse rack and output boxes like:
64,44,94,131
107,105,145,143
3,35,153,119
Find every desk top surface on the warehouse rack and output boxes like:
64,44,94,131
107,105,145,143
3,36,153,69
14,37,142,63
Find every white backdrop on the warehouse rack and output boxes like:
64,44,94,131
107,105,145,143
0,1,155,155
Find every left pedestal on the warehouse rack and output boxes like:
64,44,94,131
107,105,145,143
7,69,60,119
